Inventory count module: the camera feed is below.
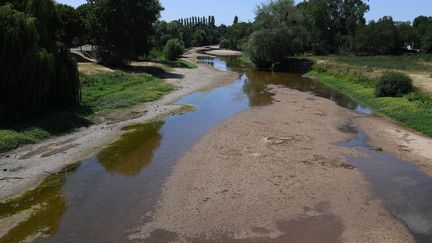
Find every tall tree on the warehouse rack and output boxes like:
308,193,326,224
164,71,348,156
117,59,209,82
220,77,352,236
0,1,80,114
233,15,239,25
89,0,163,66
56,4,84,48
246,0,309,68
299,0,369,54
353,16,399,55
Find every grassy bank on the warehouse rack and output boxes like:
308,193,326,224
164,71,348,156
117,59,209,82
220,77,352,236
0,72,173,153
309,68,432,136
310,55,432,72
146,49,197,69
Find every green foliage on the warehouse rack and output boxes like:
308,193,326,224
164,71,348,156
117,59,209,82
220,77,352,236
0,2,80,115
0,71,173,153
55,4,84,47
219,39,230,49
412,16,432,53
88,0,163,67
80,72,173,113
299,0,369,54
192,29,209,46
233,15,239,25
310,69,432,136
353,16,400,55
145,49,197,69
163,38,185,61
422,29,432,53
376,72,414,97
152,16,219,50
219,22,253,50
246,0,309,68
76,3,95,45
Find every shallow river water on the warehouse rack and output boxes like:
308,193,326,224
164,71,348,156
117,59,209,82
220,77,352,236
0,56,430,242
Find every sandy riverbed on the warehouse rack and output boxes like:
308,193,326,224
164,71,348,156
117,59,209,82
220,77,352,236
130,86,415,242
0,48,238,201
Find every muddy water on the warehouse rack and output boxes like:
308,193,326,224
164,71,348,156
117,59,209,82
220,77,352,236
340,133,432,243
0,56,426,242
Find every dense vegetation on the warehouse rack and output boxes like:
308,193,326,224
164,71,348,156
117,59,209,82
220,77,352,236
0,1,80,115
246,0,309,68
0,0,171,152
43,0,432,69
0,72,173,153
163,39,185,61
2,0,432,151
89,0,163,66
240,0,432,68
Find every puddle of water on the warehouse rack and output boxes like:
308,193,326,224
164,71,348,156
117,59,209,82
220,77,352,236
150,215,343,243
340,133,432,242
2,56,375,242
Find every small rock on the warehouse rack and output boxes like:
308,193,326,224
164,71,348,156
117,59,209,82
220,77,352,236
6,154,10,158
341,164,356,170
3,168,7,172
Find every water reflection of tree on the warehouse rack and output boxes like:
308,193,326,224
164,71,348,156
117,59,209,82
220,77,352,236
97,121,164,176
0,173,67,242
242,71,308,107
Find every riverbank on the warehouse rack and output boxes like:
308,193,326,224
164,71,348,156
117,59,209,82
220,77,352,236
0,47,239,201
307,69,432,174
131,86,414,242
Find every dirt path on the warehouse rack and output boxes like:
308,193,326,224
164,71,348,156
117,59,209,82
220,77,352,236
129,86,419,242
0,48,238,201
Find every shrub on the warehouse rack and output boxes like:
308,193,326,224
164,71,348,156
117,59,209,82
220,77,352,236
163,39,185,61
219,39,230,49
376,72,414,97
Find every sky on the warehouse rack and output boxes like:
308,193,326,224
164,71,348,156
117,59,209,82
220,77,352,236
58,0,432,25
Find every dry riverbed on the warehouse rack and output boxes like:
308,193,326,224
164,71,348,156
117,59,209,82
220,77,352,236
2,47,432,242
0,48,238,201
130,86,419,242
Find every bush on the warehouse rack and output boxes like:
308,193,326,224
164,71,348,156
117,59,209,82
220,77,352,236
376,72,414,97
163,39,185,61
219,39,230,49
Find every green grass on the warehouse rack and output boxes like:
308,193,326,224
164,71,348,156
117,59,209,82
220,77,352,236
310,55,432,72
160,59,198,69
309,69,432,136
80,72,173,114
146,49,197,69
0,72,173,153
238,55,253,66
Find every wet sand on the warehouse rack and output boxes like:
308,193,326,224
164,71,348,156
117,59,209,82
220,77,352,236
357,116,432,176
130,87,414,242
0,48,238,201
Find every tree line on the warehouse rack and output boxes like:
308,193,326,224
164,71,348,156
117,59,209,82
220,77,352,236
245,0,432,68
3,0,432,115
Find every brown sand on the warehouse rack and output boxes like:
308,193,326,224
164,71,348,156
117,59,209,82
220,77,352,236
130,87,413,242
